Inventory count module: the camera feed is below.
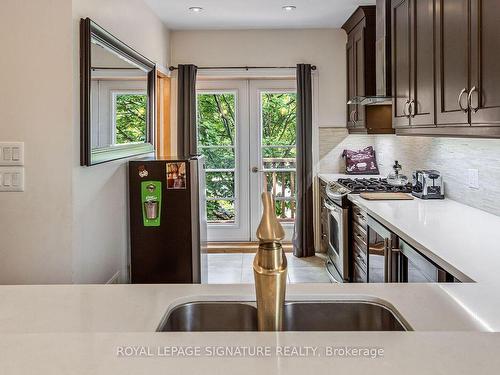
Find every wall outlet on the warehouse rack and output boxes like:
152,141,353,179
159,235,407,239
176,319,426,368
0,142,24,166
467,169,480,189
0,167,25,192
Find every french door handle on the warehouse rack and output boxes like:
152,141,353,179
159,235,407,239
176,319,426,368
468,86,479,113
458,88,469,113
252,167,261,173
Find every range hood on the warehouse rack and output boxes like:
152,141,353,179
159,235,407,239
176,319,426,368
347,96,391,105
349,0,393,106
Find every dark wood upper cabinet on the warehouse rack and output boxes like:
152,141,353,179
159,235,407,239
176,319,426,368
353,22,367,129
395,0,500,137
343,5,393,134
392,0,411,128
392,0,435,128
410,0,436,126
343,7,376,132
435,0,470,126
469,0,500,126
346,33,356,129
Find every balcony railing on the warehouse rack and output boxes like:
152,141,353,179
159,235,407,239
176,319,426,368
262,157,296,222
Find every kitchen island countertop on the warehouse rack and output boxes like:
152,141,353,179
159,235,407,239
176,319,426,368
0,283,500,374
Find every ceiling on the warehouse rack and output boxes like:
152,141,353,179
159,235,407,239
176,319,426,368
144,0,376,30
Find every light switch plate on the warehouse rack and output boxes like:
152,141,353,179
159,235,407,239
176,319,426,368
0,142,24,166
0,167,24,192
467,169,480,189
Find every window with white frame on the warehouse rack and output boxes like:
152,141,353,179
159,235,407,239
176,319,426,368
111,91,148,145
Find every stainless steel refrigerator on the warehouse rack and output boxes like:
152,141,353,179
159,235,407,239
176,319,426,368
128,156,207,283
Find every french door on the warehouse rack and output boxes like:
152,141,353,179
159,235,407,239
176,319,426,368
196,79,297,242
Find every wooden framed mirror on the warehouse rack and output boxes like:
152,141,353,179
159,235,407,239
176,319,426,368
80,18,156,166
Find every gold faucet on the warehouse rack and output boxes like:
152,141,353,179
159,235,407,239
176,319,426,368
253,192,287,331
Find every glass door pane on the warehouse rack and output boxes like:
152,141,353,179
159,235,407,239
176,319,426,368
249,80,297,242
196,80,250,242
197,92,237,224
261,92,297,222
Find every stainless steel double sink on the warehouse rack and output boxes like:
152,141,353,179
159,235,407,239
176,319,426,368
157,300,410,332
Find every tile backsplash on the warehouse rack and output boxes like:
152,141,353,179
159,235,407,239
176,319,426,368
319,128,500,216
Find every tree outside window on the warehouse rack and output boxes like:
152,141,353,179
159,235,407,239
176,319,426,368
114,93,147,144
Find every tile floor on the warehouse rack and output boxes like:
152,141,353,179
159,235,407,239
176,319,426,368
207,252,332,284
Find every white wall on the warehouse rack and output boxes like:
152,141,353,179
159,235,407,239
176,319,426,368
72,0,170,283
0,0,170,285
170,29,347,128
0,0,74,284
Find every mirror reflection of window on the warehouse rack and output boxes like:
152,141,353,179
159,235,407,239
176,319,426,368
80,18,156,166
113,92,147,145
90,39,148,150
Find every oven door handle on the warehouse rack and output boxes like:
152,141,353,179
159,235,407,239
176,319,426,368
324,201,340,212
326,190,350,200
326,260,343,283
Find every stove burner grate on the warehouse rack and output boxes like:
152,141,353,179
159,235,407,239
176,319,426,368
337,178,412,194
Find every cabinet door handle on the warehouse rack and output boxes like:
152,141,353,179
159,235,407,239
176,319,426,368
468,86,479,113
403,100,410,117
384,238,390,283
458,88,469,113
409,99,415,117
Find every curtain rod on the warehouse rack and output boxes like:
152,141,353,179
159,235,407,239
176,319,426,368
168,65,317,71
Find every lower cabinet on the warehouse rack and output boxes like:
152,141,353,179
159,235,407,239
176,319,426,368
399,240,455,282
350,204,459,283
351,205,368,282
353,261,368,283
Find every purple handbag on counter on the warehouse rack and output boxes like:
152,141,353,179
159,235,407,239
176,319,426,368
342,146,380,175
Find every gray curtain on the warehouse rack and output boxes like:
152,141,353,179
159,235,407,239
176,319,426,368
177,64,198,156
293,64,315,258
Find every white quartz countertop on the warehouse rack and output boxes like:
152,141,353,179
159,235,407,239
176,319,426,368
347,194,499,283
1,331,500,374
318,173,500,332
0,283,499,374
0,284,486,333
319,173,500,284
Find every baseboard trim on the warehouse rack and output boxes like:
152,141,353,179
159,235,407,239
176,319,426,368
106,271,121,284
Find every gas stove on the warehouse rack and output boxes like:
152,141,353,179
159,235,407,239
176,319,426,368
337,177,412,194
324,177,413,209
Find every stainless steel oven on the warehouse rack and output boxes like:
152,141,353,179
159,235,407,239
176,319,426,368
323,197,349,283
